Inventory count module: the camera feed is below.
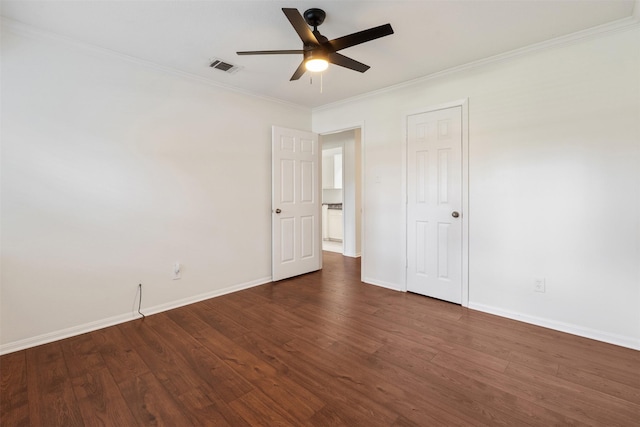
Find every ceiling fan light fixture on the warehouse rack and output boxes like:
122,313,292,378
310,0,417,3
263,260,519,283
236,8,393,81
305,58,329,72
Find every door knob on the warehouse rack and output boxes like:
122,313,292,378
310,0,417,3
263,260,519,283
275,209,282,214
452,211,460,218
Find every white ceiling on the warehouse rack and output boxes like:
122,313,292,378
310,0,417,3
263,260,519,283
2,0,637,108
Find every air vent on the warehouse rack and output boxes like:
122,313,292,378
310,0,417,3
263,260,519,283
209,58,242,74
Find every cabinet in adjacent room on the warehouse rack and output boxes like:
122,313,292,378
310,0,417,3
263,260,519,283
327,208,343,241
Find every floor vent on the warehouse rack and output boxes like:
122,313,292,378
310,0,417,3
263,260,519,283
209,58,242,74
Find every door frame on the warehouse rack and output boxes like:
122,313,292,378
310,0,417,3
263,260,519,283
315,121,366,283
402,99,469,307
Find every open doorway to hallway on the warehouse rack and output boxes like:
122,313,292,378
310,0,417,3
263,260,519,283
320,128,361,258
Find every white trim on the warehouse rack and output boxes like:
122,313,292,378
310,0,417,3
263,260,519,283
363,278,403,292
401,113,408,291
6,13,637,115
359,124,366,283
133,276,272,317
314,123,365,140
1,17,309,111
342,251,361,259
0,313,138,356
0,276,271,355
468,302,640,351
460,101,470,308
313,16,640,113
403,100,470,307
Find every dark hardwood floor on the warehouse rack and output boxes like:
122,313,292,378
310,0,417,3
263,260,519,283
2,252,639,426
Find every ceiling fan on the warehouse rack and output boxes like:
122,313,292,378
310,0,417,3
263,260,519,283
237,8,394,81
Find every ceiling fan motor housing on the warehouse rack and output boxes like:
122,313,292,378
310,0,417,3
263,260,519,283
304,48,327,62
304,8,326,28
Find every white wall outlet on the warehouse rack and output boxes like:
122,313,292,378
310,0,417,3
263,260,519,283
534,277,546,293
173,262,181,280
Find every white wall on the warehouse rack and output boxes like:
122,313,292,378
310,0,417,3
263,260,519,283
2,20,638,353
1,27,310,352
313,27,640,348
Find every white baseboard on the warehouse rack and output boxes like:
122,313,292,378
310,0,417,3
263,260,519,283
468,302,640,351
342,251,361,258
138,276,272,317
363,277,403,292
0,313,139,356
0,276,272,355
6,279,636,354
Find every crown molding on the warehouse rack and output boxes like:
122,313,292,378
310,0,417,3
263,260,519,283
3,12,637,115
1,17,311,112
313,15,640,113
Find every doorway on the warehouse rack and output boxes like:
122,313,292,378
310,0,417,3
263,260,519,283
320,128,362,258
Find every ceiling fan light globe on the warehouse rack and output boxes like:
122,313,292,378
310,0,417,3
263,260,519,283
305,58,329,72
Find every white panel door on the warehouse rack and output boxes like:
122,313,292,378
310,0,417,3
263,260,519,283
272,126,321,281
407,107,462,303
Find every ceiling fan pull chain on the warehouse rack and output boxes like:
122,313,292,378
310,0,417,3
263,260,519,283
320,72,323,94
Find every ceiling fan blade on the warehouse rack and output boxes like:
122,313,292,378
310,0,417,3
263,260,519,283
237,50,304,55
290,61,307,81
328,52,370,73
328,23,394,52
282,8,319,46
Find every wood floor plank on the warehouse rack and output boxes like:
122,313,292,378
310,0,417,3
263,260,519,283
376,342,571,426
320,338,528,426
164,306,325,423
60,333,106,379
229,389,301,427
70,367,138,425
25,343,83,426
90,324,151,385
371,306,514,361
460,310,640,379
431,351,608,426
505,361,640,425
279,336,481,426
117,371,193,425
507,350,559,375
118,315,253,403
214,297,321,348
291,303,387,353
556,364,640,404
231,331,407,427
175,385,252,427
0,351,29,426
189,299,251,339
2,251,639,426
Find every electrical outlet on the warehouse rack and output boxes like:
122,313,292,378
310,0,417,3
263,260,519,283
534,278,546,293
173,262,181,280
